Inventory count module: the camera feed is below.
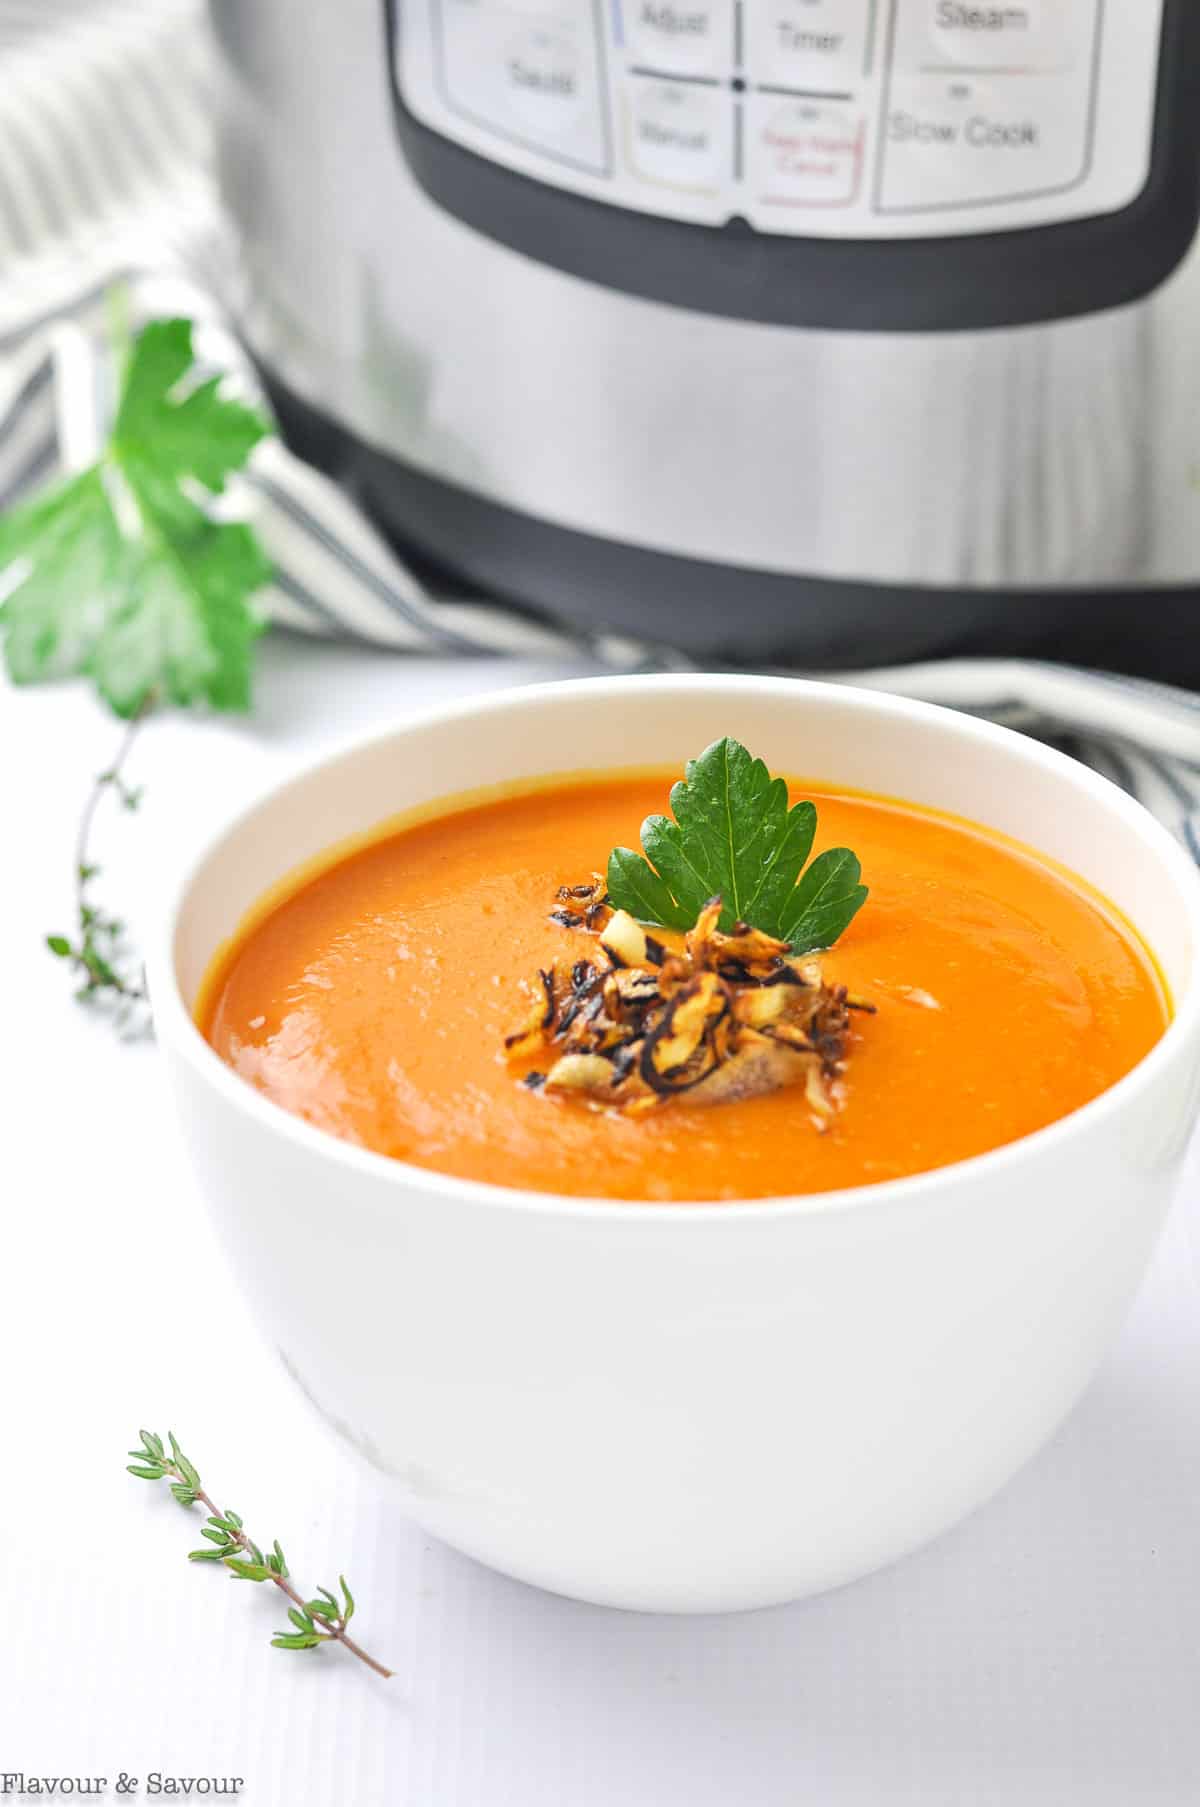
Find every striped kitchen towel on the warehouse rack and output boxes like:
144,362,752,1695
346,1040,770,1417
1,0,1199,850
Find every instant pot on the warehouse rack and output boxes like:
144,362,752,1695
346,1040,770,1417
209,1,1200,669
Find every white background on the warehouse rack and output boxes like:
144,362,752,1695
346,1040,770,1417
3,637,1199,1806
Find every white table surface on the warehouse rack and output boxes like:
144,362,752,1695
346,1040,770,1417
4,636,1200,1807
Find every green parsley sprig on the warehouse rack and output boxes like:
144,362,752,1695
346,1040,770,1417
0,314,273,1019
127,1430,392,1680
0,317,270,716
607,737,868,951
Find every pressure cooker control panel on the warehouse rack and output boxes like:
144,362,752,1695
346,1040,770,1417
393,0,1165,237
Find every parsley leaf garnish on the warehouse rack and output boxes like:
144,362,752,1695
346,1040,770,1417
607,737,868,953
0,317,271,718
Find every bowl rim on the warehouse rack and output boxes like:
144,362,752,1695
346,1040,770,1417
150,673,1200,1224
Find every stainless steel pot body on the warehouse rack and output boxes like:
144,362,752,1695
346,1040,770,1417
209,0,1200,660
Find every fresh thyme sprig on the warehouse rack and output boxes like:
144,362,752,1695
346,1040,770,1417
127,1429,393,1680
45,699,154,1029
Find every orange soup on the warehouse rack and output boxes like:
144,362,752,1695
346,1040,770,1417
198,776,1168,1202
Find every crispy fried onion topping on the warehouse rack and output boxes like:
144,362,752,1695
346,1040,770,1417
504,885,873,1122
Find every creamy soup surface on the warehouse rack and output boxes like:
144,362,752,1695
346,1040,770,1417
199,776,1168,1202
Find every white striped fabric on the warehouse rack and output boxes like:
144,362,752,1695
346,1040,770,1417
1,0,1198,850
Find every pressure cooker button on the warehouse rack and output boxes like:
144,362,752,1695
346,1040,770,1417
436,6,609,171
878,75,1091,209
503,26,585,132
628,0,728,74
890,0,1094,75
628,81,725,189
748,0,871,86
750,97,864,207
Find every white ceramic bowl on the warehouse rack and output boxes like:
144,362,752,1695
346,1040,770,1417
152,676,1200,1613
